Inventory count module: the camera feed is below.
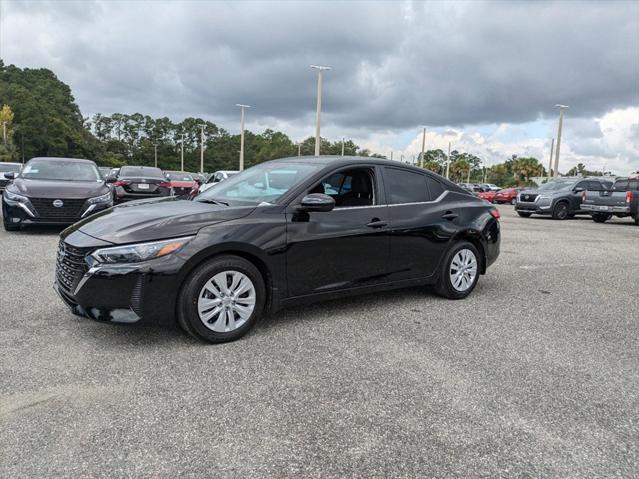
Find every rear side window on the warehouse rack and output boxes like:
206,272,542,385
613,179,629,191
425,176,445,199
629,179,638,190
384,168,429,204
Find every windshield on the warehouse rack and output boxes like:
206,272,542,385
20,160,101,182
537,181,573,192
197,162,324,204
166,172,194,181
0,163,21,173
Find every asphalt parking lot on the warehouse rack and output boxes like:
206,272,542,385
1,205,637,478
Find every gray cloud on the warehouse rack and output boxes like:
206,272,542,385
1,0,638,133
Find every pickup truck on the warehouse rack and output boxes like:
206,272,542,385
581,176,639,225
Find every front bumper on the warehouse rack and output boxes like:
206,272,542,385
581,204,631,214
515,202,552,214
55,232,183,326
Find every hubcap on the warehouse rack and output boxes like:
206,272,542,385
449,249,478,292
197,270,256,332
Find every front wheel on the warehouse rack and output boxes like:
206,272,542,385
552,202,569,220
435,241,480,299
177,255,266,343
592,213,611,223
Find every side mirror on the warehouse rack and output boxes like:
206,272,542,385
4,172,15,180
298,193,335,212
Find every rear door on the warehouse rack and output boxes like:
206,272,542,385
383,167,453,281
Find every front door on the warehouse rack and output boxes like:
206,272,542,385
285,166,390,297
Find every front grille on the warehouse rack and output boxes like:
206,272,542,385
31,198,86,218
519,193,538,202
56,241,92,293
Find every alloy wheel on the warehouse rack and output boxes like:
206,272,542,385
449,248,478,292
197,270,256,332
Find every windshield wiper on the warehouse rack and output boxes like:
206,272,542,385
197,198,229,206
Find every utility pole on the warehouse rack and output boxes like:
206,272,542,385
1,122,6,147
547,137,554,179
420,127,426,168
180,133,185,172
445,141,451,179
198,124,206,173
297,143,301,156
153,143,158,168
483,167,487,183
236,104,250,171
341,137,345,156
553,105,569,178
390,151,393,161
310,65,331,156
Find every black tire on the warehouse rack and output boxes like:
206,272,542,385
634,215,639,226
517,211,532,218
435,241,481,300
3,220,20,231
552,202,569,220
177,255,266,343
592,213,611,223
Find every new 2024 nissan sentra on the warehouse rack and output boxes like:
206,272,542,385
55,156,500,343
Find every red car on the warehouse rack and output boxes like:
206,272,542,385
493,188,520,205
477,190,496,202
164,171,199,198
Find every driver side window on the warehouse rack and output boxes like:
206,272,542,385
309,168,375,208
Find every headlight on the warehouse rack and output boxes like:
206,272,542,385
4,190,28,202
87,192,113,204
90,236,194,264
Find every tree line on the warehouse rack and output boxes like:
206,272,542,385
0,60,598,186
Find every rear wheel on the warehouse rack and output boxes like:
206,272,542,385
517,211,532,218
435,241,480,299
592,213,611,223
177,255,266,343
552,202,569,220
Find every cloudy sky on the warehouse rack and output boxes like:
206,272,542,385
1,0,638,173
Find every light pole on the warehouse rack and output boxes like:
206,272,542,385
180,133,185,172
198,124,206,173
547,137,554,179
236,104,250,171
553,105,569,178
297,142,301,156
445,141,451,179
420,127,426,168
310,65,331,156
341,137,345,156
1,121,6,147
153,143,158,168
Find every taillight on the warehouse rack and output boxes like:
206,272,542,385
489,208,501,220
113,180,130,187
159,182,171,188
627,191,633,204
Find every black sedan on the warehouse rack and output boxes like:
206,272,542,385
110,166,171,203
2,157,113,231
55,156,500,343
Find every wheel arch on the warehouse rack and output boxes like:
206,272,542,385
451,229,487,274
176,243,275,316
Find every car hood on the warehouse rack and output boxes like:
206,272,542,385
67,197,256,244
10,178,109,198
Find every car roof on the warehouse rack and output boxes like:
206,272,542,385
29,157,96,164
